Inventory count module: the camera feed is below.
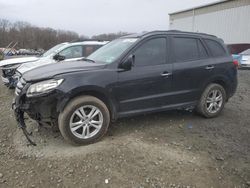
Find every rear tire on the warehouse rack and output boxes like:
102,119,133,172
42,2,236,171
58,96,110,145
196,83,226,118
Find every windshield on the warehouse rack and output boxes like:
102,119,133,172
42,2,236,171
88,38,138,64
41,43,66,57
241,49,250,55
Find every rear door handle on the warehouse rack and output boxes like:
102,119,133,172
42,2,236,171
161,72,172,77
205,65,215,70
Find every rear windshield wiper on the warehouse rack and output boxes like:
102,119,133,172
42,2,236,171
79,58,96,63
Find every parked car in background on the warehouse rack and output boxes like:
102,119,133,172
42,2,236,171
37,48,45,55
13,31,238,146
227,44,250,67
16,49,38,55
0,43,65,87
240,49,250,68
17,49,31,55
0,56,40,86
0,41,108,87
232,54,242,65
227,43,250,54
0,48,18,56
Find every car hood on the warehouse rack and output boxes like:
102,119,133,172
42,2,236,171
22,60,106,82
17,59,54,74
0,56,39,67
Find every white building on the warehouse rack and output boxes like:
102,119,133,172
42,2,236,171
169,0,250,44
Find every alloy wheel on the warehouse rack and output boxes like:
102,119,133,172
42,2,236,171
69,105,103,139
206,89,223,114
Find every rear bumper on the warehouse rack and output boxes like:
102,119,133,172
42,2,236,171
239,64,250,69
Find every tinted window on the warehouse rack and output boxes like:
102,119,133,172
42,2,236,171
59,46,83,59
134,38,167,67
173,37,208,62
205,39,226,57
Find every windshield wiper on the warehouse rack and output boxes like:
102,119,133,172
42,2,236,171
80,58,96,63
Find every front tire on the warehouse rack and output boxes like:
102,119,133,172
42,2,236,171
58,96,110,145
196,83,226,118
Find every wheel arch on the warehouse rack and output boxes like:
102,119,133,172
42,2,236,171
57,86,118,121
202,76,231,100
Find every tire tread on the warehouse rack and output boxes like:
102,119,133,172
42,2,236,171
58,95,110,145
196,83,226,118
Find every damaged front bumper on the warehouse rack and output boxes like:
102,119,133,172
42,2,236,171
12,101,37,146
13,76,67,145
1,75,9,84
12,82,61,145
1,69,19,88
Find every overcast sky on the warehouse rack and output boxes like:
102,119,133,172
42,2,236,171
0,0,218,37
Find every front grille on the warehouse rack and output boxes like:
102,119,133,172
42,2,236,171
15,77,27,96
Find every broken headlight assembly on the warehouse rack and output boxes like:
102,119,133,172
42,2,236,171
2,64,21,76
26,79,64,97
2,64,21,70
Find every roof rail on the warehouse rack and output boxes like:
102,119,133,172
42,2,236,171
70,39,106,43
141,30,217,38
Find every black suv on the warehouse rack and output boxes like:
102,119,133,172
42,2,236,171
13,31,238,145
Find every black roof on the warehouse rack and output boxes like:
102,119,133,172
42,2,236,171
122,30,217,39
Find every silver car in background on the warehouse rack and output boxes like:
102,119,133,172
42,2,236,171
240,49,250,68
0,43,66,87
0,41,108,87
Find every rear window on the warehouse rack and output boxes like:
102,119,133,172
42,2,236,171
173,37,207,62
205,39,226,57
83,45,102,57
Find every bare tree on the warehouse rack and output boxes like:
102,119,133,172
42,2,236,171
0,19,131,50
0,19,80,50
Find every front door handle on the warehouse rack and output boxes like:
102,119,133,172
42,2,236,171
205,65,215,70
161,72,172,77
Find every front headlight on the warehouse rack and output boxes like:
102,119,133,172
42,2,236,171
27,79,64,97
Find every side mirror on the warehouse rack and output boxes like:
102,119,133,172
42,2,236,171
120,55,134,70
53,54,65,61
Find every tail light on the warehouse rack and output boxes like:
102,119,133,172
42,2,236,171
233,60,239,68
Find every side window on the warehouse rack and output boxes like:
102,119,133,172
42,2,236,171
59,46,83,59
173,37,204,62
205,39,226,57
134,38,167,67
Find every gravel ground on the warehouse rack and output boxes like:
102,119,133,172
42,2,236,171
0,70,249,188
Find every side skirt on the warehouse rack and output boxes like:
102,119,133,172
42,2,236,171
117,101,197,118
